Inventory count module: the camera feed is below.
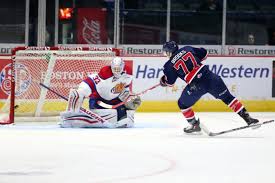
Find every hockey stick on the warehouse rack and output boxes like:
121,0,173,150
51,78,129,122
200,120,274,137
97,83,161,109
39,83,111,126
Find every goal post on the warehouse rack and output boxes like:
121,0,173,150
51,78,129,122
1,46,121,124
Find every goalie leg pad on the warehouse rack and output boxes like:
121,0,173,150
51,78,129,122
60,109,118,128
60,111,105,128
114,110,135,128
59,109,134,128
67,89,84,112
91,109,118,124
116,105,127,121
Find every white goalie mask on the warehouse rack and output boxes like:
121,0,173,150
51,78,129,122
111,57,125,78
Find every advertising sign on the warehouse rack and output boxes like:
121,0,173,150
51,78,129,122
122,45,221,56
77,8,108,44
225,45,275,56
0,56,11,99
0,44,22,55
1,55,274,101
130,56,273,100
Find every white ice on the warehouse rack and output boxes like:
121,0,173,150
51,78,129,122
0,112,275,183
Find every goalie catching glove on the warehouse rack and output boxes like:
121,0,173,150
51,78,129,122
125,95,141,110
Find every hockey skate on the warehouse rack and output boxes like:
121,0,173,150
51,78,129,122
239,109,260,129
183,119,202,134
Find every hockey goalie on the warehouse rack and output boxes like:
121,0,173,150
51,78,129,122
60,57,141,128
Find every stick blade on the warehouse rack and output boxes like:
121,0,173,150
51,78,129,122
199,123,211,136
203,119,274,137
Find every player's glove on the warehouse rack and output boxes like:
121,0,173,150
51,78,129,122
160,75,168,87
125,95,141,110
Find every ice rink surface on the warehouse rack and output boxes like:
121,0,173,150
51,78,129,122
0,112,275,183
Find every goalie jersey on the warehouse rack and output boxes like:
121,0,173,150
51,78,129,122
80,65,132,107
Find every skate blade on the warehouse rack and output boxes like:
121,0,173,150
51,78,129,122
184,131,203,135
251,123,261,130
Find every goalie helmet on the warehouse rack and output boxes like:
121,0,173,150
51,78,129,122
162,41,179,57
111,57,125,78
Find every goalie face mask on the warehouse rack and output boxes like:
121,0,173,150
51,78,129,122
111,57,125,78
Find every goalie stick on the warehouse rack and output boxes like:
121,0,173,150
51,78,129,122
200,120,274,137
39,83,112,126
97,83,161,109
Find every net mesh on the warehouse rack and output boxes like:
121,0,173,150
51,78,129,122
9,48,117,120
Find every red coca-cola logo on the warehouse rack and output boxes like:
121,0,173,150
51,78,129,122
82,18,102,44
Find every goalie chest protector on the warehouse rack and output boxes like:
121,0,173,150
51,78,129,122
85,66,132,101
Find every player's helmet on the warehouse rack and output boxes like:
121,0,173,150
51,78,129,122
111,57,125,78
162,41,179,57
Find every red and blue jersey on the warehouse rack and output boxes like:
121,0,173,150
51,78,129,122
163,46,208,85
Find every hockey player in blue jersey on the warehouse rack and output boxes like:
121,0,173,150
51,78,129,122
160,41,259,134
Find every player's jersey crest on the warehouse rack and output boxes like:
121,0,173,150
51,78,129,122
111,82,126,94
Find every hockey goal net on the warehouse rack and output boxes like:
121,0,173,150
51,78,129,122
0,46,120,124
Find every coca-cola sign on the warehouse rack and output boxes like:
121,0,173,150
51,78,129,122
77,8,108,44
82,18,101,44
